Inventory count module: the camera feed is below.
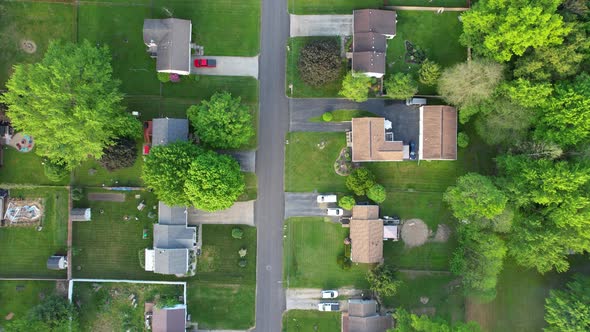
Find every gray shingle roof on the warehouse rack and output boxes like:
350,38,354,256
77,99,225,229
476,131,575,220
153,224,195,249
143,18,192,75
154,249,188,275
152,118,189,147
158,202,187,225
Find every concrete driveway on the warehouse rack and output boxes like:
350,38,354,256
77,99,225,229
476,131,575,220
220,150,256,172
290,14,353,37
286,288,364,310
187,201,254,226
285,192,338,219
191,56,259,79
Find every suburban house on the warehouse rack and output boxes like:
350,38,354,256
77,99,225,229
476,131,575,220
145,202,197,275
46,255,67,270
70,208,91,222
151,304,187,332
419,105,458,160
143,18,192,75
152,118,189,147
342,299,393,332
352,9,397,78
350,117,407,162
350,205,383,264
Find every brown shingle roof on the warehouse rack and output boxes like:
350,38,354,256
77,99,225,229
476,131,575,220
353,9,397,36
350,205,383,263
342,299,393,332
352,118,404,162
420,106,457,160
152,306,186,332
354,32,387,53
352,51,386,75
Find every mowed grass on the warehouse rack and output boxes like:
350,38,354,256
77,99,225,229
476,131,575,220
286,37,346,98
71,189,163,280
285,132,347,192
0,281,56,327
0,2,74,88
0,148,68,185
0,188,68,278
284,217,371,289
187,282,255,329
289,0,382,14
388,0,468,6
282,310,341,332
75,282,183,332
308,109,379,122
386,11,465,95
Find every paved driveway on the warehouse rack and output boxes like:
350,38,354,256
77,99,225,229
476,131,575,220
187,201,254,226
191,56,259,79
290,14,353,37
286,288,364,310
284,192,337,219
290,98,420,145
220,150,256,172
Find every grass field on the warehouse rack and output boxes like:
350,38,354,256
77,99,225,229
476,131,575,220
285,132,348,193
289,0,382,14
0,188,68,278
308,109,378,122
284,217,371,289
282,310,341,332
75,282,183,332
240,172,258,201
0,148,68,185
0,281,57,328
386,11,466,95
286,37,346,98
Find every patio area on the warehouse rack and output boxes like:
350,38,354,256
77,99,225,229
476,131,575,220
9,133,34,153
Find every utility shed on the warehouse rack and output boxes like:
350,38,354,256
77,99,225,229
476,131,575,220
47,255,67,270
71,208,91,221
152,305,187,332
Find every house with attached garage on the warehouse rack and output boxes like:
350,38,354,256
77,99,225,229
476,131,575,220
352,9,397,78
143,18,192,75
341,299,393,332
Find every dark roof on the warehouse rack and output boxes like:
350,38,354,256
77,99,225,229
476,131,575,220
143,19,192,74
344,299,393,332
348,299,377,317
353,9,397,36
352,52,386,75
420,106,458,160
152,118,189,147
353,32,387,53
152,306,186,332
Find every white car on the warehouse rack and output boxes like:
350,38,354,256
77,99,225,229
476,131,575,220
318,302,340,312
317,195,337,203
327,208,343,216
321,290,339,299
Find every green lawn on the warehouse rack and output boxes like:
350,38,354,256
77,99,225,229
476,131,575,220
289,0,382,14
187,282,255,329
0,188,68,278
388,0,468,6
0,281,57,327
285,132,348,192
240,172,258,201
308,109,379,122
386,11,466,95
284,217,371,289
75,282,183,332
282,310,341,332
286,37,346,98
0,148,68,185
0,2,75,88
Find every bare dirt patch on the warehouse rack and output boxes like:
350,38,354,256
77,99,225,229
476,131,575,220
432,224,451,243
20,39,37,54
401,219,429,247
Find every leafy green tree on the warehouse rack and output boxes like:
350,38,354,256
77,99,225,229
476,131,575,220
298,39,342,87
460,0,571,62
444,173,508,222
187,92,254,149
451,226,507,301
457,132,469,148
544,274,590,332
560,0,589,16
384,73,418,100
142,142,203,206
438,60,504,109
339,195,356,210
346,167,376,196
499,79,553,108
367,184,386,203
339,72,372,102
366,264,402,297
473,97,535,146
0,40,140,169
535,73,590,146
391,308,482,332
184,150,244,211
418,59,442,86
28,295,78,331
43,159,69,182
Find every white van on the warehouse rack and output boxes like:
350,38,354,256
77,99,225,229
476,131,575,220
317,195,337,203
406,97,427,106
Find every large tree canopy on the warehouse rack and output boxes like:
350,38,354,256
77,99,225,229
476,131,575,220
544,274,590,332
384,73,418,100
346,167,376,196
391,308,482,332
297,39,342,87
460,0,571,62
339,72,372,102
0,40,140,169
184,150,245,212
444,173,508,222
187,92,254,149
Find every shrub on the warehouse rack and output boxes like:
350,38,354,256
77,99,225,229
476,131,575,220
339,196,356,210
238,259,247,268
339,72,372,102
384,73,418,100
157,72,171,83
298,39,342,87
99,137,137,171
71,188,84,201
322,112,334,122
239,248,247,257
232,227,244,239
419,59,442,86
458,132,470,148
43,159,69,182
367,184,386,203
346,167,376,196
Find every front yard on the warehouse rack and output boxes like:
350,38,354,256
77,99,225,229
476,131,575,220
0,188,68,278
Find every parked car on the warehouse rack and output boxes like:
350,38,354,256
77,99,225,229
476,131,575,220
321,290,339,299
194,58,217,68
318,302,340,311
327,208,343,216
409,141,416,160
317,195,337,203
406,97,427,106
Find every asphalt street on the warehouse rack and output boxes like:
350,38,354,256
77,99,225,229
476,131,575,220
253,0,289,330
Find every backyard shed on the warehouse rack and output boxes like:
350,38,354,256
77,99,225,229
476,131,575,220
71,208,91,221
152,305,187,332
46,255,67,270
383,225,399,241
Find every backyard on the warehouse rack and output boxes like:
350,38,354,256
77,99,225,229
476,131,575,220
289,0,468,14
282,310,341,332
0,281,59,328
0,188,68,278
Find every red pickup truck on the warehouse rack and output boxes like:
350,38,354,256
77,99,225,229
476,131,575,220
194,59,217,68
